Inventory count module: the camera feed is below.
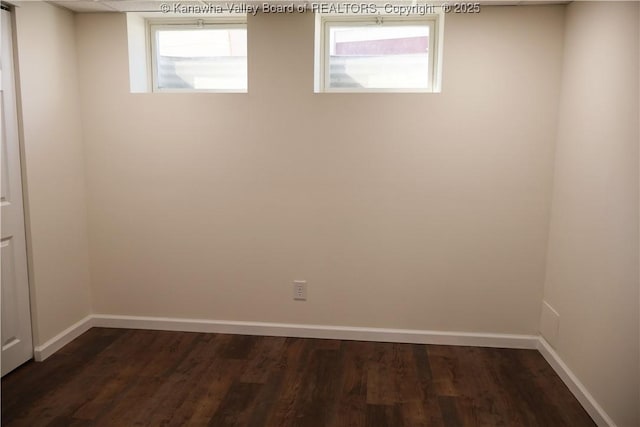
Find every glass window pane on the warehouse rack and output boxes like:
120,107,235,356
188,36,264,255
155,28,247,91
328,25,429,90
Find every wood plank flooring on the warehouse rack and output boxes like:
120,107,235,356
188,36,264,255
1,328,595,426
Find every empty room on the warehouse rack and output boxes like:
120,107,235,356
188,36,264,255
0,0,638,425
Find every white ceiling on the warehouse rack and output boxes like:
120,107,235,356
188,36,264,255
35,0,568,13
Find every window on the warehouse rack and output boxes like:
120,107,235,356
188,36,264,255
149,20,247,92
316,14,443,93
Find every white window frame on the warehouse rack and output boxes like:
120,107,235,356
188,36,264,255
317,13,443,93
148,18,247,93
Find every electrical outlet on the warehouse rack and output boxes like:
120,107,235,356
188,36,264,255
293,280,307,301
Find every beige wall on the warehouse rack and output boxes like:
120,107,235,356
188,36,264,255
75,6,564,334
13,3,640,424
13,2,92,345
542,2,639,426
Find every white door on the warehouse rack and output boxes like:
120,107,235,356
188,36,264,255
1,7,33,376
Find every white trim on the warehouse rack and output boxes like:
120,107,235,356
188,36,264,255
91,314,538,349
537,338,616,427
31,314,615,426
32,315,94,362
316,12,444,93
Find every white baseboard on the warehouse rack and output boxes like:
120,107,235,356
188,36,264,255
91,314,539,349
32,315,613,427
33,315,94,361
537,338,615,427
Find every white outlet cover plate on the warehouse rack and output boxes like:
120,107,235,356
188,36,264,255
293,280,307,300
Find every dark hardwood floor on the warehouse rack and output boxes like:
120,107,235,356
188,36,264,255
2,328,595,426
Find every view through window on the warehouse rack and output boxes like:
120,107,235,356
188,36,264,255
152,26,247,91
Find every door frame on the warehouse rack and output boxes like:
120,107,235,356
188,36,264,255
2,3,39,371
